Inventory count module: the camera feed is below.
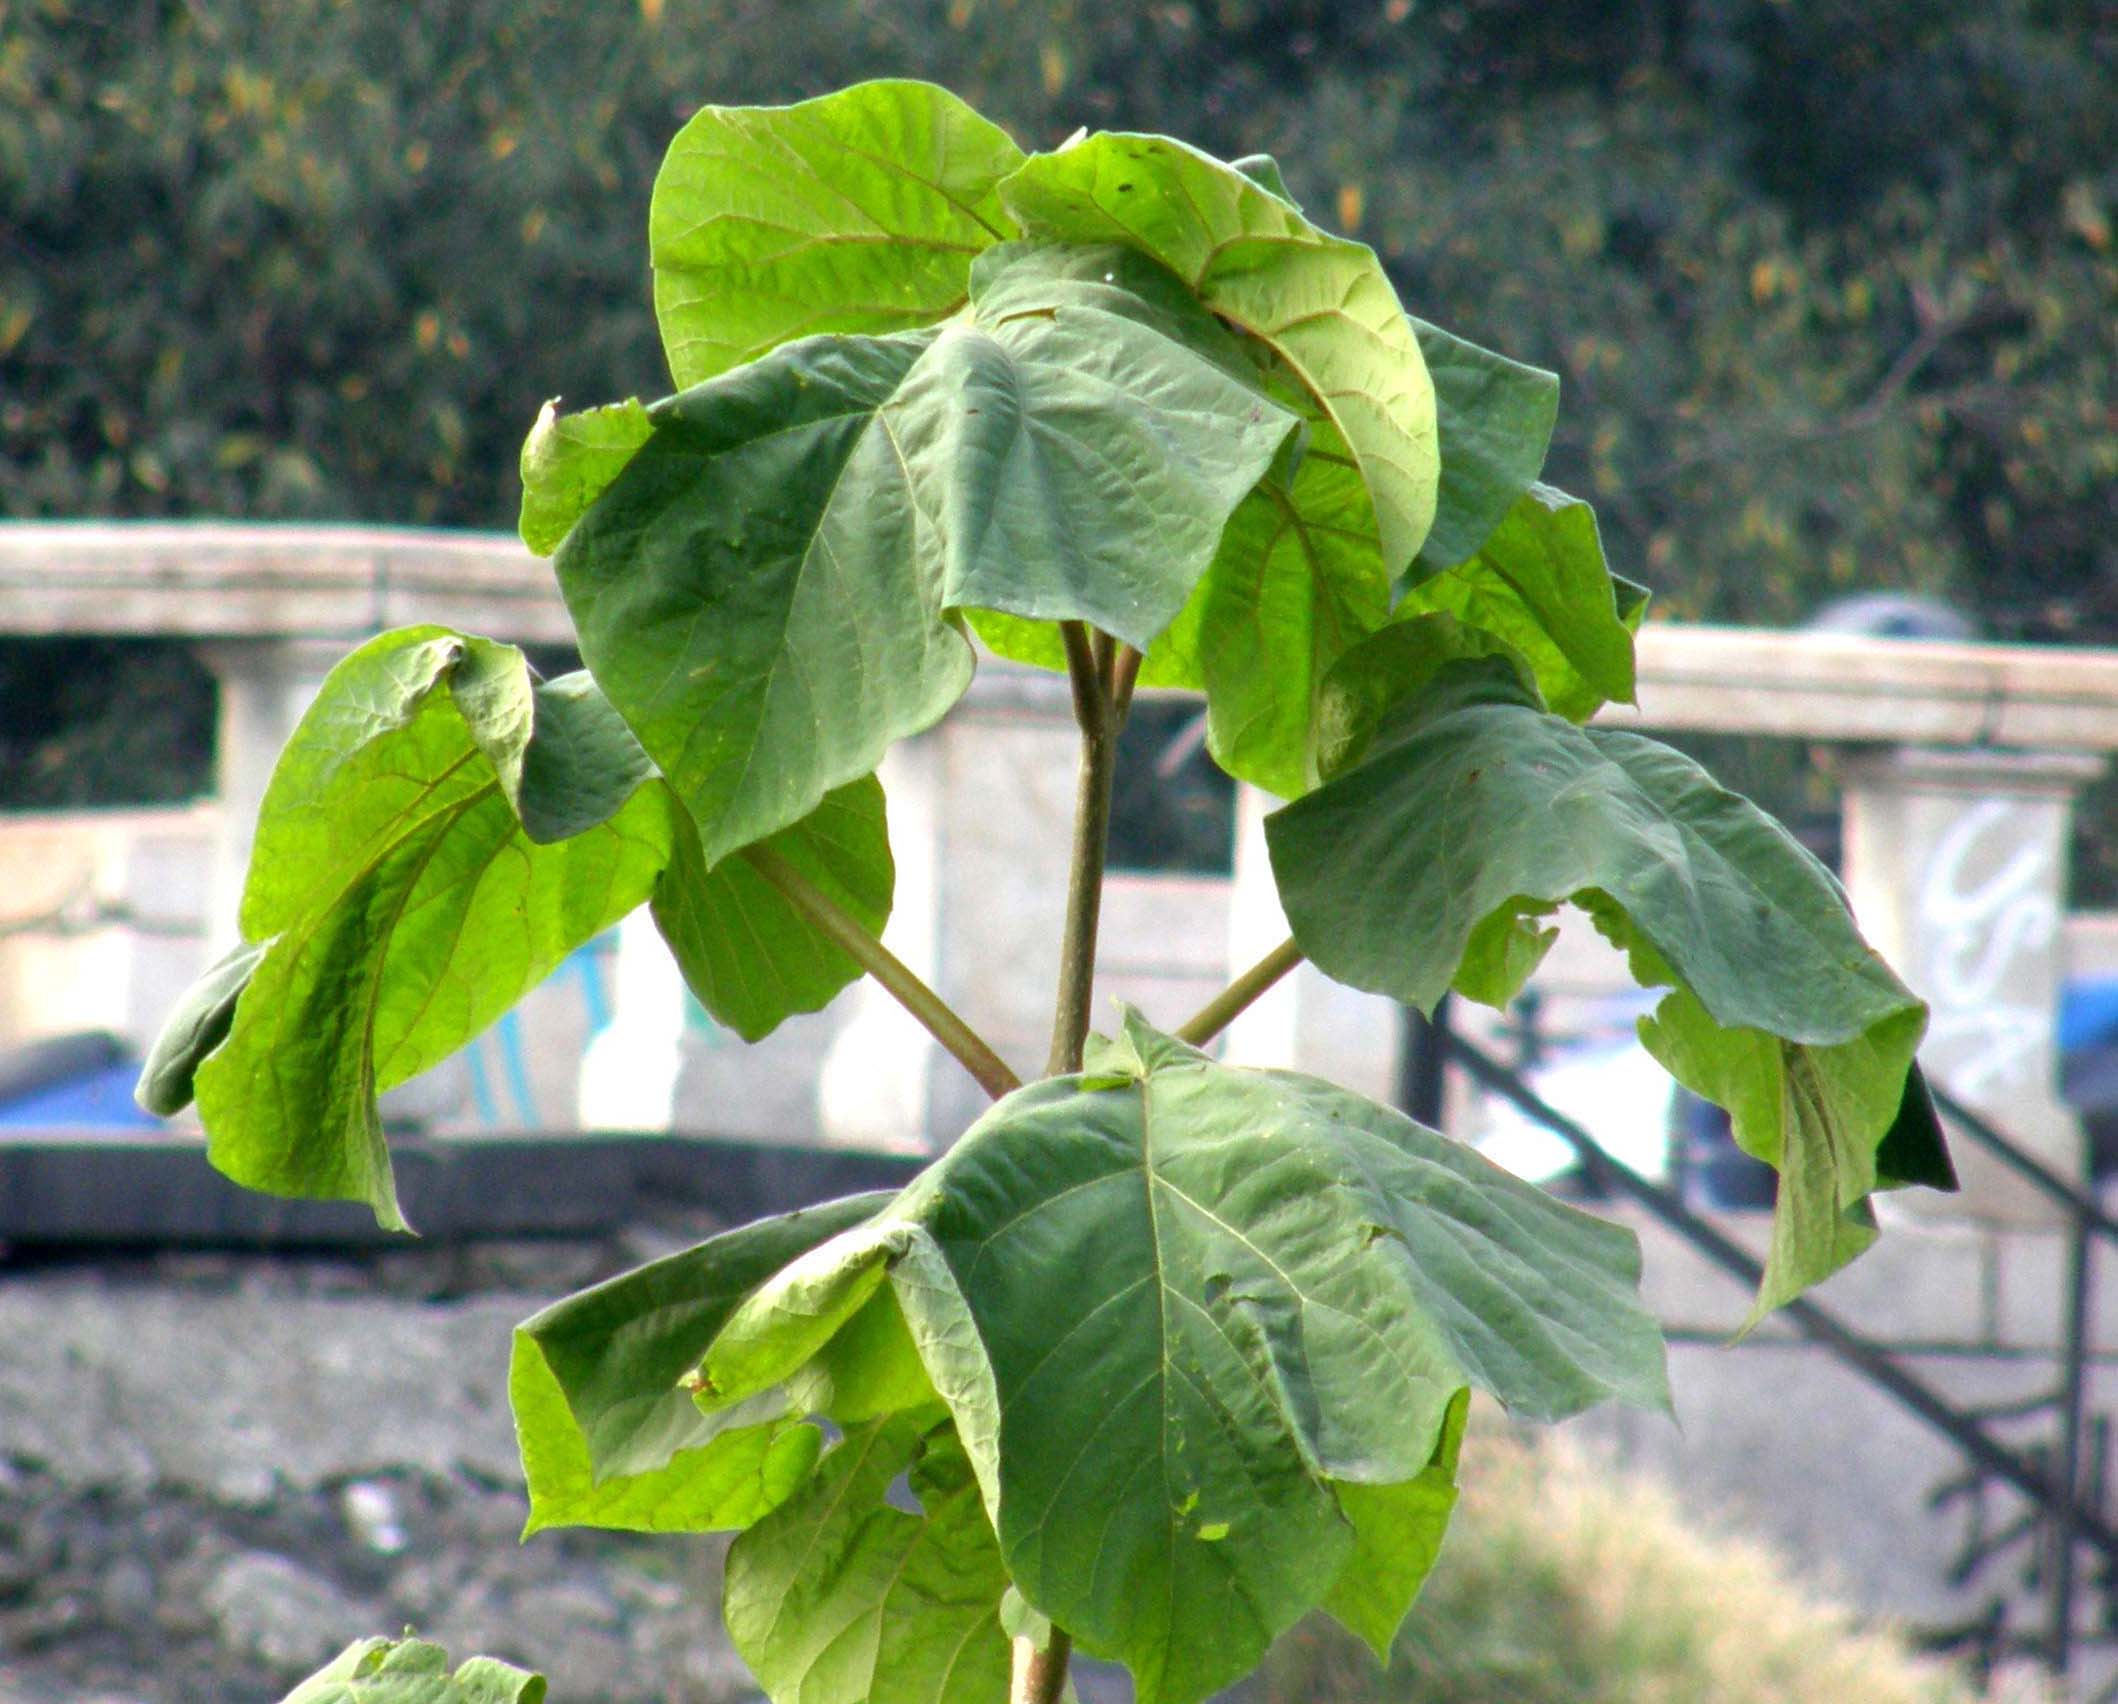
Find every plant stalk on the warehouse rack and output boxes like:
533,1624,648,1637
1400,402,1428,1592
1018,624,1134,1703
1176,936,1306,1047
1047,622,1123,1077
740,843,1021,1102
1011,1629,1073,1704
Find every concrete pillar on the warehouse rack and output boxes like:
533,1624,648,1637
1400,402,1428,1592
817,737,942,1152
192,637,350,949
1838,746,2108,1220
925,666,1078,1142
576,907,685,1133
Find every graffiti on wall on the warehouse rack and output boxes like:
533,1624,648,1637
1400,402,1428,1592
1916,797,2060,1103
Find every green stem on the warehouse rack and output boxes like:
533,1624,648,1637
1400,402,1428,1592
1047,623,1122,1077
1176,936,1305,1047
1019,630,1137,1701
1111,643,1143,722
741,843,1022,1102
1011,1628,1073,1704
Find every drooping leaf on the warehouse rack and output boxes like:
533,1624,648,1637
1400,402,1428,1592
654,775,894,1042
517,398,652,556
1397,483,1636,722
279,1635,545,1704
1001,131,1439,574
650,79,1025,388
724,1414,1012,1704
1637,991,1930,1319
699,1011,1666,1704
517,1193,888,1486
135,939,266,1117
1408,319,1559,575
191,629,674,1228
1321,1385,1471,1659
555,251,1295,862
1265,659,1944,1309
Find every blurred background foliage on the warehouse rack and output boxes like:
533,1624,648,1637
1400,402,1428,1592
3,0,2116,887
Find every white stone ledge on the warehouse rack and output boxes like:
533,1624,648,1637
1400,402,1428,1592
10,525,2118,751
1609,622,2118,750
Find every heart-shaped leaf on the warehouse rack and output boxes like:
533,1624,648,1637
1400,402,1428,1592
552,249,1295,863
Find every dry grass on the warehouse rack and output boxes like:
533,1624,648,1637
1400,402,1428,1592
1264,1404,2054,1704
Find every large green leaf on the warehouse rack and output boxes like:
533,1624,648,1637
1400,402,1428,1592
1396,483,1637,722
696,1012,1665,1704
190,629,673,1229
552,331,966,868
1265,659,1945,1310
897,243,1298,647
654,775,894,1043
1409,319,1559,575
554,250,1294,862
1000,132,1439,575
650,80,1024,388
280,1635,544,1704
724,1414,1012,1704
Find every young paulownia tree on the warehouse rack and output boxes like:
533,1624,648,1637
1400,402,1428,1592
143,80,1955,1704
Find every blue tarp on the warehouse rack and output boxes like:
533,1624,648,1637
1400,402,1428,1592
2060,978,2118,1056
0,1058,159,1129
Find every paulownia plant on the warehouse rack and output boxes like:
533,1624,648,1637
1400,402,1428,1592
144,80,1956,1704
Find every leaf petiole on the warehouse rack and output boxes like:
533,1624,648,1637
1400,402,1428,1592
739,842,1022,1102
1176,936,1306,1047
1047,622,1125,1077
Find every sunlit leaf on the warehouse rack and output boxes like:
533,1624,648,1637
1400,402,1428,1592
651,80,1024,387
1001,131,1439,573
192,629,673,1228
